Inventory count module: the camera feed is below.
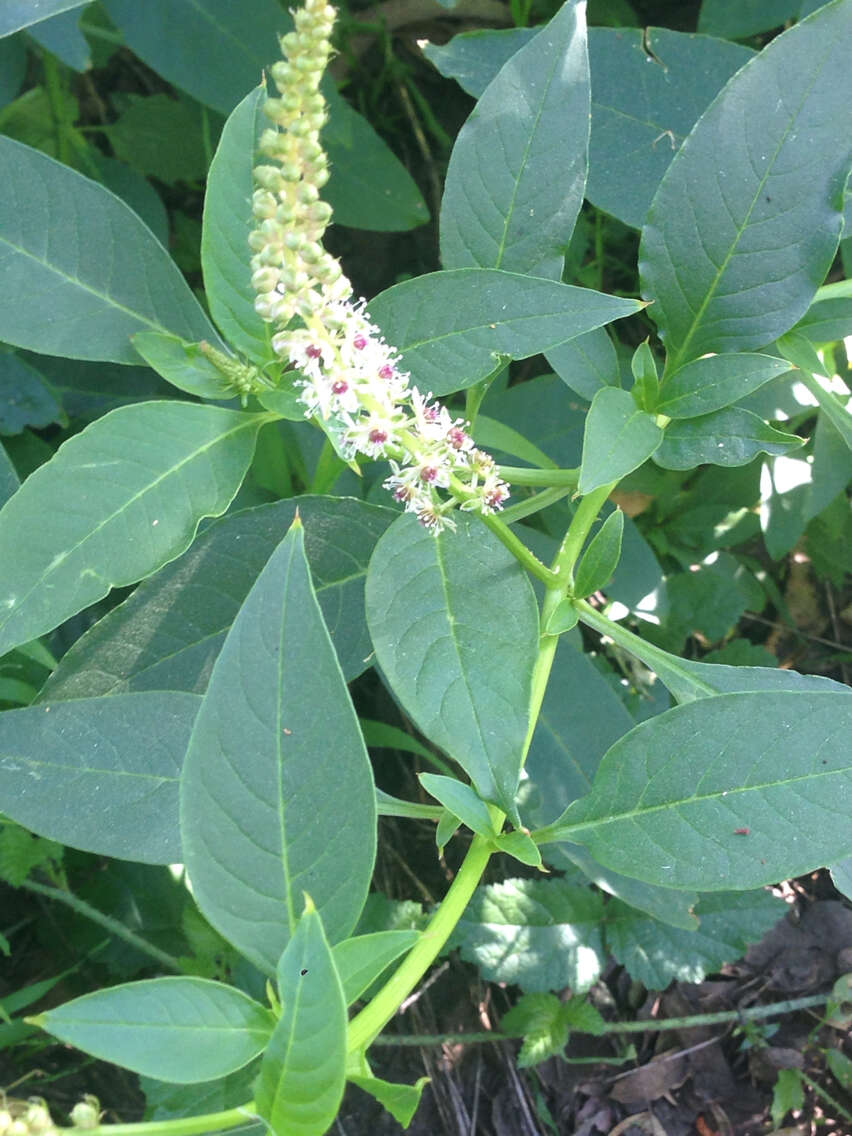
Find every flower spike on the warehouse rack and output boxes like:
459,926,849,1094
250,0,509,532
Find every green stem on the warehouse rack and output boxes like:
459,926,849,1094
20,880,184,974
57,1104,257,1136
798,369,852,445
554,483,615,586
499,484,575,524
801,1071,852,1124
497,466,579,488
346,834,494,1053
371,992,832,1046
478,513,560,586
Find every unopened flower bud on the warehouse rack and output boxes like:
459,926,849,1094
7,1121,28,1136
25,1103,51,1133
70,1098,100,1130
0,1111,13,1135
251,267,280,293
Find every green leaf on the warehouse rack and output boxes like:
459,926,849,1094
630,340,659,412
418,774,497,838
365,513,539,818
542,691,852,890
40,496,395,701
579,388,663,494
0,138,220,364
368,269,642,397
545,327,620,401
698,0,800,38
574,509,624,599
322,83,429,233
332,930,420,1005
348,1071,429,1128
586,27,754,229
256,900,347,1136
1,441,20,506
0,821,63,888
37,978,273,1083
27,8,91,72
0,352,62,435
472,415,558,470
140,1062,262,1127
132,332,235,400
454,878,606,992
641,2,852,369
656,353,792,418
0,36,27,107
502,992,570,1067
545,599,579,634
440,0,589,276
0,692,198,864
107,94,209,185
101,0,284,116
493,830,543,869
605,889,785,990
830,856,852,901
201,84,274,364
777,330,852,451
772,1067,805,1129
423,28,536,99
0,402,264,658
1,1,88,37
16,351,172,422
654,407,802,470
180,521,376,973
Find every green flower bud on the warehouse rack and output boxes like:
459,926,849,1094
270,61,295,88
0,1110,13,1135
252,266,281,293
298,183,320,204
24,1102,51,1133
69,1099,100,1131
254,165,284,192
252,190,278,219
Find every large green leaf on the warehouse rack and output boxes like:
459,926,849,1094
40,496,395,701
332,931,420,1005
322,83,429,233
1,1,89,38
0,138,219,364
0,402,264,658
587,28,753,229
37,978,273,1082
365,513,539,818
453,878,606,992
545,327,620,400
539,691,852,890
256,901,347,1136
440,0,588,276
0,352,62,434
605,890,785,990
180,521,376,973
201,84,273,364
640,1,852,370
656,353,792,418
579,387,663,493
425,26,753,232
654,407,802,470
369,269,641,397
101,0,284,116
697,0,800,38
0,692,197,864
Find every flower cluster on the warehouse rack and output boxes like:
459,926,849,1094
249,0,508,532
0,1096,99,1136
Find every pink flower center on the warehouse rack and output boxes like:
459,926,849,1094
369,427,388,445
486,486,508,509
331,380,349,394
353,334,367,350
306,344,322,359
447,426,468,449
378,364,395,380
420,465,439,483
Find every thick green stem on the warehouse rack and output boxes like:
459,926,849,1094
554,483,616,585
20,880,184,974
497,465,579,488
346,834,493,1053
478,513,560,585
58,1104,257,1136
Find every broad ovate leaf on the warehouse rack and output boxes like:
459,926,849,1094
542,691,852,890
0,137,219,364
640,1,852,370
579,388,663,494
40,496,395,701
366,513,539,819
440,0,589,276
37,978,274,1083
369,268,642,397
0,402,265,659
0,692,198,864
180,520,376,973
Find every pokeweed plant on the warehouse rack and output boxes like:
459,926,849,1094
0,0,851,1132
